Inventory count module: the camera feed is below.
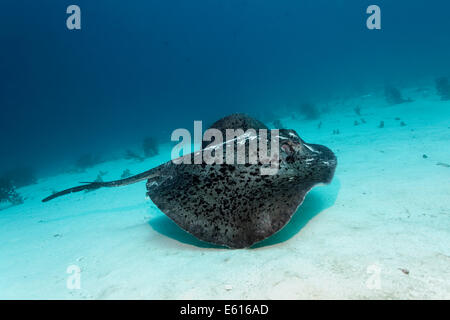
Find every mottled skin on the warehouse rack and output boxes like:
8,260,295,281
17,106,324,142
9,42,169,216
147,121,336,248
201,113,268,149
43,114,337,248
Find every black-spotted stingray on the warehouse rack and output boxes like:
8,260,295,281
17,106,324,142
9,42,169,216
43,114,337,248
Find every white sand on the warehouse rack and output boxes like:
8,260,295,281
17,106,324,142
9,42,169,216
1,88,449,299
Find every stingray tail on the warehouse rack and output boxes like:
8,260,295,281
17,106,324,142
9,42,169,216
42,168,159,202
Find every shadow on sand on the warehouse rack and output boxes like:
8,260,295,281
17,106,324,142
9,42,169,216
148,178,340,249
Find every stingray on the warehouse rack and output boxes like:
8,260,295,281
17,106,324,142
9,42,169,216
42,114,337,248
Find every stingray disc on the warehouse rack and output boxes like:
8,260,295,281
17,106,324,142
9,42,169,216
147,114,337,248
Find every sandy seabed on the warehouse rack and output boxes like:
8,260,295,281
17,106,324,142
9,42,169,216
1,88,449,299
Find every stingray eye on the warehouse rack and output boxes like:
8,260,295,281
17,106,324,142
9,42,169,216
281,143,295,156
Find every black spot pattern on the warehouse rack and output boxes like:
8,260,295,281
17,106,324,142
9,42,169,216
146,114,337,248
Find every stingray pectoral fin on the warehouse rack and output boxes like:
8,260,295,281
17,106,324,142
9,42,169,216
41,168,159,202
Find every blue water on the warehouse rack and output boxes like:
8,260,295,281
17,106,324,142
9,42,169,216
1,0,449,175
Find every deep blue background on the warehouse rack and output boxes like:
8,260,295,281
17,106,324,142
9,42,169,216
1,0,449,175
